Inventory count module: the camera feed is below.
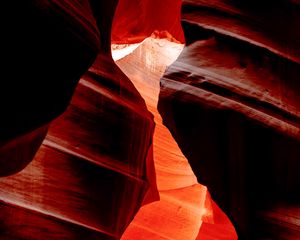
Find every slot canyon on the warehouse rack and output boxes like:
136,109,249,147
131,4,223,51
0,1,299,239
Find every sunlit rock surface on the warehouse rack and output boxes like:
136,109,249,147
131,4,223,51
115,35,236,240
114,38,206,240
0,0,299,239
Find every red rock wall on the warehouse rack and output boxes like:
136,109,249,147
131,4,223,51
158,0,300,239
0,1,158,239
1,1,299,240
112,0,184,43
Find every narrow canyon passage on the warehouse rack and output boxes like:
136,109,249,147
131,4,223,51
113,37,236,240
0,1,298,239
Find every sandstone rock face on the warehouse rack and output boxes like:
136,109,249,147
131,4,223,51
158,0,300,239
1,0,299,239
115,38,210,240
0,67,156,239
0,1,157,239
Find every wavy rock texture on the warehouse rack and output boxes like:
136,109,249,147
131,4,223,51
1,0,299,239
158,0,300,239
115,38,209,240
0,1,158,239
0,53,157,239
113,32,236,240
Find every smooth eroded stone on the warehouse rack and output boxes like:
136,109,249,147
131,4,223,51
158,1,300,239
0,1,158,239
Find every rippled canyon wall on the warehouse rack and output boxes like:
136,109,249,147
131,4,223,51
0,1,299,240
